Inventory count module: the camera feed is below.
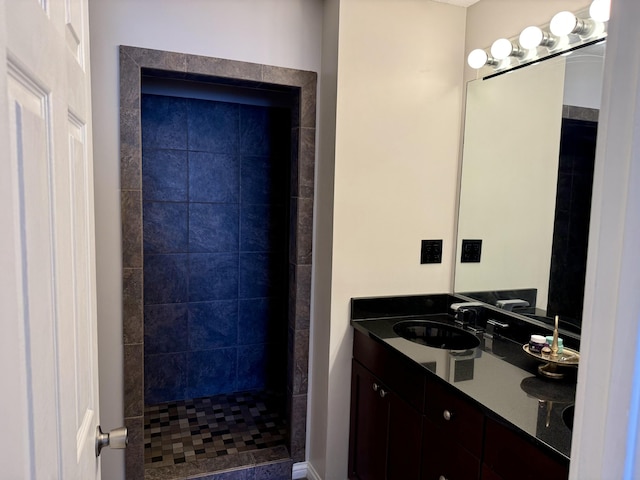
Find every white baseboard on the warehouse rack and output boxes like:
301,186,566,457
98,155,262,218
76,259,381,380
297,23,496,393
292,461,322,480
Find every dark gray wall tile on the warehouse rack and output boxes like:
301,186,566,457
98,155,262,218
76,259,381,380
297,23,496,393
120,108,141,190
289,197,313,266
123,268,143,344
124,343,143,417
189,253,239,302
119,49,141,110
288,264,311,331
288,393,307,462
143,149,188,202
143,202,188,254
122,46,187,73
125,443,144,480
122,190,142,269
144,254,188,304
262,66,316,129
297,128,316,199
185,54,263,83
189,152,239,203
188,300,238,349
144,303,189,354
291,328,309,395
190,203,239,252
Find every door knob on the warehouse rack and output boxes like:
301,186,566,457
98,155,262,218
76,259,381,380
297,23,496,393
95,425,128,457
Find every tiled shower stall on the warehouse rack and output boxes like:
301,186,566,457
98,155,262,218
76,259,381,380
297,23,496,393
120,46,316,479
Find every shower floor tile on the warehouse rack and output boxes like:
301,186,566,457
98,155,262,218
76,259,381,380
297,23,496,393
144,391,287,468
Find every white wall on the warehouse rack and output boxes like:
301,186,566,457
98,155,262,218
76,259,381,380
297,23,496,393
323,1,467,478
307,0,339,478
87,2,324,478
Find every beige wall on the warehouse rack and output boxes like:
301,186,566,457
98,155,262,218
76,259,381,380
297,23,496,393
323,1,467,477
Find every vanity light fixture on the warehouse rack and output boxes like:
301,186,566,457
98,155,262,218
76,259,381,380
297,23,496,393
467,48,498,69
467,0,608,76
519,26,557,50
549,11,594,37
490,38,523,60
590,0,611,23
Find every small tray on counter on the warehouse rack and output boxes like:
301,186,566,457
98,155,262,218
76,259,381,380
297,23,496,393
523,344,580,379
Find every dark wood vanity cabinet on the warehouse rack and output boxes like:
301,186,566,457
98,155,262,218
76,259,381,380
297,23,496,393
422,379,483,480
482,418,569,480
349,329,569,480
348,359,423,480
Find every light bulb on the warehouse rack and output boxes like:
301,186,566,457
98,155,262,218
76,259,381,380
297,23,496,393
590,0,610,22
467,49,489,69
550,11,578,36
519,26,543,49
491,38,521,60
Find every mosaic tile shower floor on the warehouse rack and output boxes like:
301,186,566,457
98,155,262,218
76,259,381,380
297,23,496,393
144,391,287,468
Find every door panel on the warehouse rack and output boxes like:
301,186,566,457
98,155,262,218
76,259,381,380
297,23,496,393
1,0,100,478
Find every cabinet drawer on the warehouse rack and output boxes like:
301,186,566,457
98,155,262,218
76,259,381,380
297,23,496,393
353,329,426,411
424,378,484,458
483,417,569,480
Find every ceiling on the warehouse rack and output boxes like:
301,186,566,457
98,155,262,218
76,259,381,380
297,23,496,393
431,0,481,7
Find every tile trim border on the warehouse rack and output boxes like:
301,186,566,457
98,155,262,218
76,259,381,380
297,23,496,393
119,45,317,479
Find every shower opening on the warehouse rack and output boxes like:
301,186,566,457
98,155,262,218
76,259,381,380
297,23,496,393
141,79,291,472
119,46,316,480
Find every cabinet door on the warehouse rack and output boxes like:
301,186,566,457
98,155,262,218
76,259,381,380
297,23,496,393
387,386,423,479
349,360,389,480
422,418,480,480
349,360,423,480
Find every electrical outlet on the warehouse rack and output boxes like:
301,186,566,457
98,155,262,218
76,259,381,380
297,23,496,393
461,239,482,263
421,240,443,264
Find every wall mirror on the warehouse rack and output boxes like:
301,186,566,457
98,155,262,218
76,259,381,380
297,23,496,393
454,41,605,333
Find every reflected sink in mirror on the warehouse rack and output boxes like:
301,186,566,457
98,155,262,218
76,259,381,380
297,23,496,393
393,320,480,350
562,405,574,431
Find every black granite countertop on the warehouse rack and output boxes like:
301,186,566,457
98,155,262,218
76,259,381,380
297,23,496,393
350,294,577,461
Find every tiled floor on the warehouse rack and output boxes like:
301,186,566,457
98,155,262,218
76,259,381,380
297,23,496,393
144,391,287,469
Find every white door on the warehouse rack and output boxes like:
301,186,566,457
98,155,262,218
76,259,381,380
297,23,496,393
0,0,101,478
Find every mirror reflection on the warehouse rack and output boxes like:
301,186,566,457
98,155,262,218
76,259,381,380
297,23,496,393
455,42,605,331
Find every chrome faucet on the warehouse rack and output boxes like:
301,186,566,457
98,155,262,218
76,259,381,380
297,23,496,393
495,299,530,311
450,302,484,331
483,319,510,353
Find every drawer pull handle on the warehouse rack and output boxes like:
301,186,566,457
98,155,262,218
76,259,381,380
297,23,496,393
379,389,388,398
443,410,453,421
372,383,379,392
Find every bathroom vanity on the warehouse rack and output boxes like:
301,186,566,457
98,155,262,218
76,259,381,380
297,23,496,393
348,294,575,480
